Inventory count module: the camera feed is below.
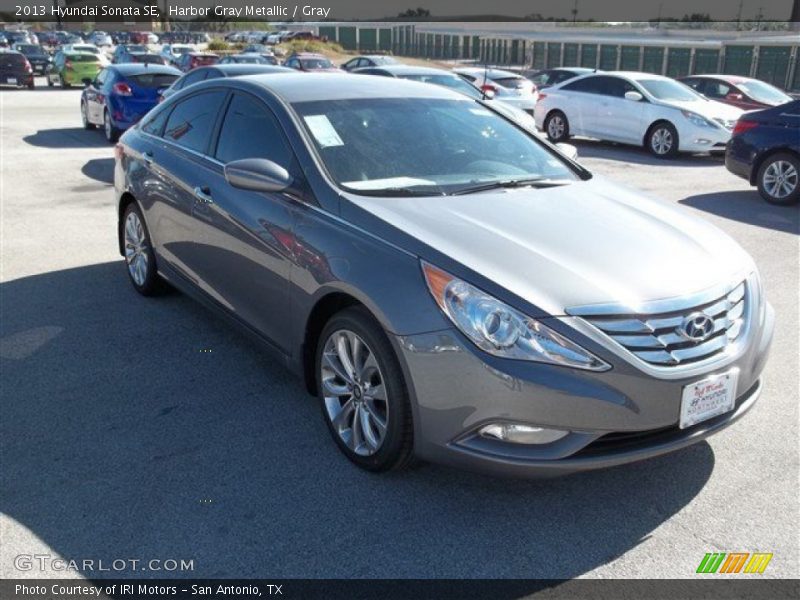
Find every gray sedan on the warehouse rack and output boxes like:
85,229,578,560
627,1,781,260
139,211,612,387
114,73,773,476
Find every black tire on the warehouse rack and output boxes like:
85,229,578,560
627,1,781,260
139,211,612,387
121,203,166,296
315,306,415,472
81,102,95,130
544,110,570,143
104,110,119,143
756,152,800,206
646,121,679,158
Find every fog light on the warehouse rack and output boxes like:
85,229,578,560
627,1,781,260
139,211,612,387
479,423,568,444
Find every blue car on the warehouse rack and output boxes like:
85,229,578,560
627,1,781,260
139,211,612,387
81,63,181,142
726,100,800,205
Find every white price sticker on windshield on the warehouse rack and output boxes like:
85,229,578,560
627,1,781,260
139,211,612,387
304,115,344,148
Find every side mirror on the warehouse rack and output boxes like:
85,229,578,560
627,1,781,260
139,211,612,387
224,159,293,193
624,91,643,102
557,143,579,162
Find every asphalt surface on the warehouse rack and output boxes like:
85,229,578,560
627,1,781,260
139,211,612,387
1,81,798,581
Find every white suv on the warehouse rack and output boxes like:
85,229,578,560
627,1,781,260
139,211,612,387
534,71,744,157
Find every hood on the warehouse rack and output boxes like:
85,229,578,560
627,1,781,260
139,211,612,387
345,177,754,316
657,97,744,122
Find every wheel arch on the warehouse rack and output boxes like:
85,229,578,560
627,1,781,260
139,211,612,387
751,147,800,186
117,192,138,256
301,291,367,395
643,119,677,148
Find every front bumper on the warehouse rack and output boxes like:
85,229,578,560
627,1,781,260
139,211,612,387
676,121,733,153
394,302,774,478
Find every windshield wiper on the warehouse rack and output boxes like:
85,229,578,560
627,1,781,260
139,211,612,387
451,178,569,196
344,186,446,197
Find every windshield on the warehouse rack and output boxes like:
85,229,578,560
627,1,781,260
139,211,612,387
126,45,148,53
173,46,192,55
69,54,99,63
300,58,333,69
129,73,179,88
74,45,99,54
737,80,792,105
638,79,701,102
493,76,528,89
402,74,483,99
17,44,45,55
293,97,579,195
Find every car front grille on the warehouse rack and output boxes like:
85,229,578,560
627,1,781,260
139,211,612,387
577,282,746,367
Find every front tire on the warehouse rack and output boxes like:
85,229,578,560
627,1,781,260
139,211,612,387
104,110,119,143
647,122,679,158
315,307,414,472
757,153,800,206
122,203,165,296
544,110,570,143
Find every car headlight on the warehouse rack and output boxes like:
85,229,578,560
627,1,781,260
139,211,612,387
421,262,610,371
681,110,716,128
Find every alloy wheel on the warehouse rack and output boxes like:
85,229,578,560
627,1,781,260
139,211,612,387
763,160,798,199
548,115,565,140
651,127,673,155
124,211,149,287
320,329,388,456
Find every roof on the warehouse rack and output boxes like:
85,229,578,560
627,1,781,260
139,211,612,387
236,72,466,103
362,64,454,76
202,64,292,76
454,67,524,78
109,63,181,76
679,74,751,84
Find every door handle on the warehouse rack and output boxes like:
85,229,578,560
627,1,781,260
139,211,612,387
142,152,154,166
193,186,214,204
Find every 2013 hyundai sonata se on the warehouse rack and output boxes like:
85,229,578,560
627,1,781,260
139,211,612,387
114,73,774,477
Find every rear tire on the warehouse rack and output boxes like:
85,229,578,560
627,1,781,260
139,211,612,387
544,110,570,143
315,307,415,472
104,110,119,143
122,203,166,296
647,122,679,158
81,102,95,130
757,153,800,206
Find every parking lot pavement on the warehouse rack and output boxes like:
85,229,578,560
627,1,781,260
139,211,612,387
1,83,798,581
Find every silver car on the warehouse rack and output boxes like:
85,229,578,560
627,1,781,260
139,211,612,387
114,74,774,477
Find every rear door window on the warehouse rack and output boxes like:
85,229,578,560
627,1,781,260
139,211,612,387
563,76,603,94
163,90,227,154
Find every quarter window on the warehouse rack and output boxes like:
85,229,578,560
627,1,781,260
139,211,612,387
163,90,227,154
215,93,292,166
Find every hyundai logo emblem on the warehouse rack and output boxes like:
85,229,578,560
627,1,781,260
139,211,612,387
679,313,715,342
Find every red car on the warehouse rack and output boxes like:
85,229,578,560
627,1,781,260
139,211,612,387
176,52,219,72
679,74,793,110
